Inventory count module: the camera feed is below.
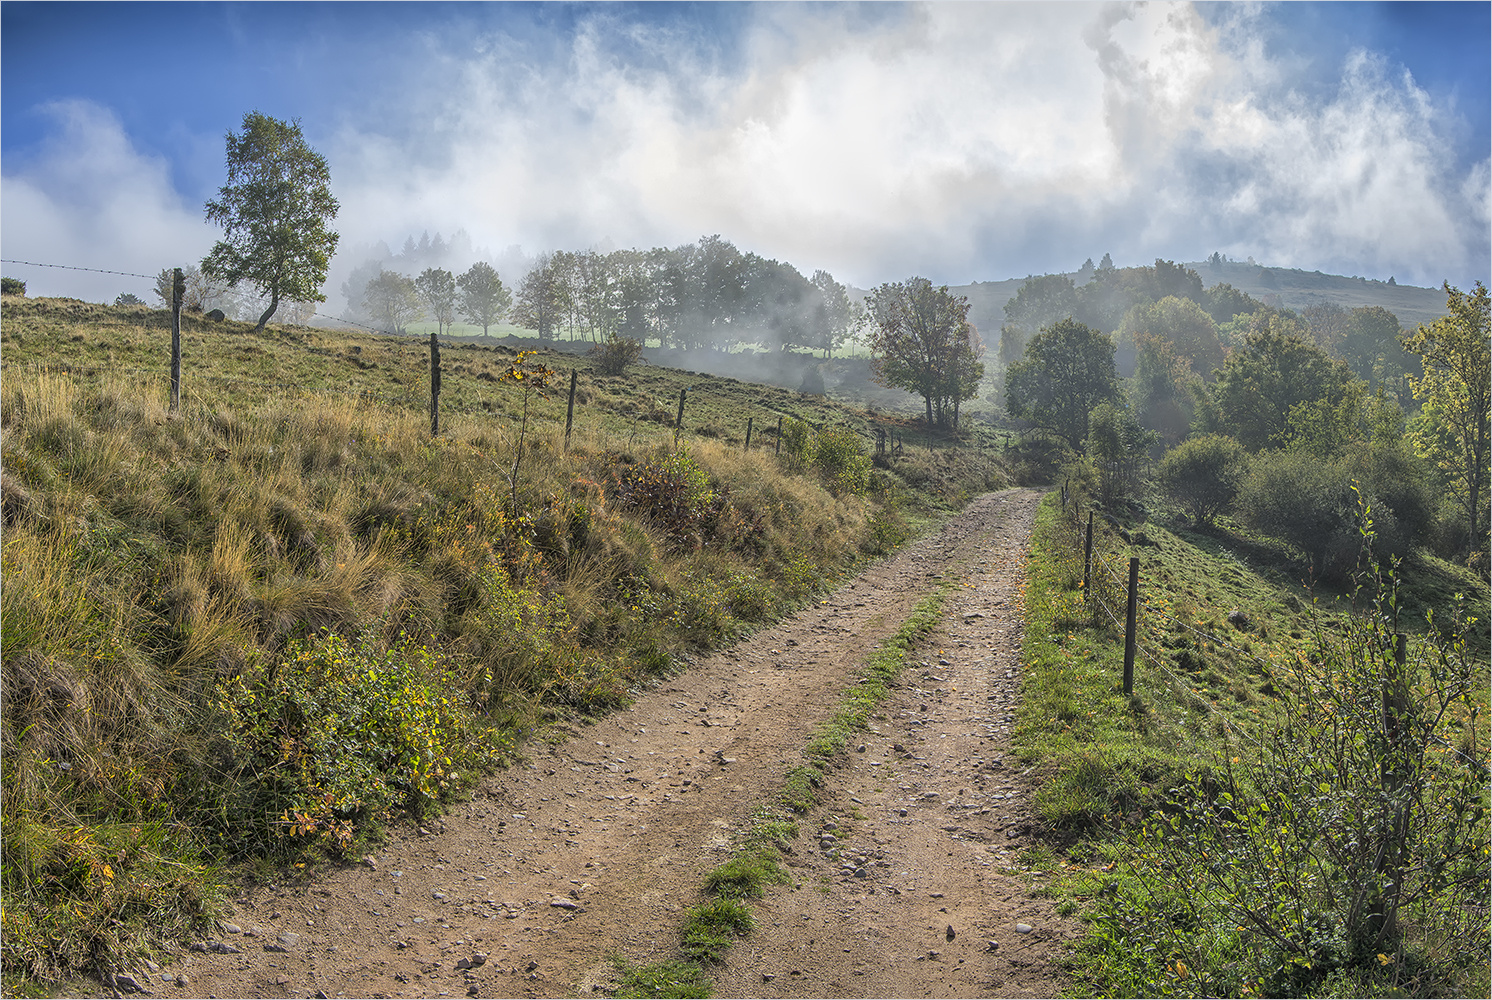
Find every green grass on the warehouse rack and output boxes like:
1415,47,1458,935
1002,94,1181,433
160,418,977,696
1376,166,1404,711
609,957,711,999
679,898,755,964
1014,491,1489,999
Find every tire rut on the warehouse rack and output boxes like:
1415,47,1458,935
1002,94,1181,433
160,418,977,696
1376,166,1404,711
172,487,1060,1000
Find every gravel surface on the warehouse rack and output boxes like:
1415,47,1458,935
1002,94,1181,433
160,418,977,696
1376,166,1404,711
163,487,1073,1000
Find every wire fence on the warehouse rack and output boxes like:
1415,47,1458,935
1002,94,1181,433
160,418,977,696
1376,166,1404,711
1,257,990,460
1054,490,1280,752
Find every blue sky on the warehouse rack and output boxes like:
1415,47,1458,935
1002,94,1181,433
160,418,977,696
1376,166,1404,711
3,1,1488,305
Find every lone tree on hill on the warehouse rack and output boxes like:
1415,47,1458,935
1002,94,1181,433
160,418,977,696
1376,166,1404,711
867,277,984,430
202,111,339,332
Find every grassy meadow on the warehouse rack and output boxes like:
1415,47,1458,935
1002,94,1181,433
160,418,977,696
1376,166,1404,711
1012,487,1488,998
0,296,1006,991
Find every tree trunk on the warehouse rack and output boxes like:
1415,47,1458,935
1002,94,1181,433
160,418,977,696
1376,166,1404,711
255,291,280,332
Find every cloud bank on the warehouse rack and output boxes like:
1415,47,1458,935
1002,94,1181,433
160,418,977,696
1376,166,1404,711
1,101,217,302
4,2,1487,305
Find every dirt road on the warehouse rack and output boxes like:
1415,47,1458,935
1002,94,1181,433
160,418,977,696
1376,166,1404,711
165,487,1073,999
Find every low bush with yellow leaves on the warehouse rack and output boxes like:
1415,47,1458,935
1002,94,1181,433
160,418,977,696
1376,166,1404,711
210,630,507,857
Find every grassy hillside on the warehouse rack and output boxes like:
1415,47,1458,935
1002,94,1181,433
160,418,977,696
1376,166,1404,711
1182,259,1451,327
0,297,1007,990
1014,488,1488,998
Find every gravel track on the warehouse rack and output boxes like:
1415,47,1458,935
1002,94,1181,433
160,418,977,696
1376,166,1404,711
167,487,1072,1000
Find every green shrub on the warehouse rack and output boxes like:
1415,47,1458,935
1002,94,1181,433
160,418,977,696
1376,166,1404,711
210,630,506,857
2,276,26,296
779,419,871,496
589,334,644,375
1237,445,1435,578
1156,434,1246,526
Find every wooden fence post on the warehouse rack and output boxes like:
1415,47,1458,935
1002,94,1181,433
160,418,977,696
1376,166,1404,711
170,267,183,413
673,388,687,446
429,330,441,437
744,416,753,451
1123,556,1139,695
564,369,578,449
1082,511,1094,597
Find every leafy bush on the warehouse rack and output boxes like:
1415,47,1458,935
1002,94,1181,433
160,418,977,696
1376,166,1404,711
1156,434,1246,526
1237,445,1435,577
1091,542,1488,998
210,630,505,856
779,419,871,496
113,293,144,307
589,334,644,375
2,276,26,296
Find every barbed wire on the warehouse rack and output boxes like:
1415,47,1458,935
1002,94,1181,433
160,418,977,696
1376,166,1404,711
1,258,158,280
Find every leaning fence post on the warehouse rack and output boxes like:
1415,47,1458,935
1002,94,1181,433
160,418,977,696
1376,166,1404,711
564,368,578,449
170,267,184,413
1123,556,1139,695
744,416,753,451
673,387,687,446
1082,511,1094,597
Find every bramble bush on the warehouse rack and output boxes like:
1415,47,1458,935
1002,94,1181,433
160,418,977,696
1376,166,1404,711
210,630,505,857
609,448,728,548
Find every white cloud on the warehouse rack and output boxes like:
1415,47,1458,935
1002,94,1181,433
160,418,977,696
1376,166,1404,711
319,1,1486,293
10,3,1487,305
1,100,216,301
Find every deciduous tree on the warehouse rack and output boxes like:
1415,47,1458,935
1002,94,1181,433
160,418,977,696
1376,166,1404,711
202,112,339,331
1003,318,1117,450
414,267,457,336
1120,296,1225,380
456,262,511,336
513,254,567,341
1403,281,1491,557
867,278,984,429
1211,326,1361,452
364,269,420,335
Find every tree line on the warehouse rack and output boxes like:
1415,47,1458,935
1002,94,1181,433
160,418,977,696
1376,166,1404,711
996,256,1489,574
339,234,864,359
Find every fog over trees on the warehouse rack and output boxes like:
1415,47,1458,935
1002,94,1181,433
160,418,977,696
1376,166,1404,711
338,232,863,357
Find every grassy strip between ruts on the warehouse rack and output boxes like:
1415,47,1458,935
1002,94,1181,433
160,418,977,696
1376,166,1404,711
608,587,952,997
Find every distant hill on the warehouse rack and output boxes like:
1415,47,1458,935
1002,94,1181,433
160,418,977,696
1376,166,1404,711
1178,259,1450,328
857,261,1452,337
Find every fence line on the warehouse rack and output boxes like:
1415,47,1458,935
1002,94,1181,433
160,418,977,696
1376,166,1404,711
1,258,157,280
3,259,998,461
1056,495,1283,751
